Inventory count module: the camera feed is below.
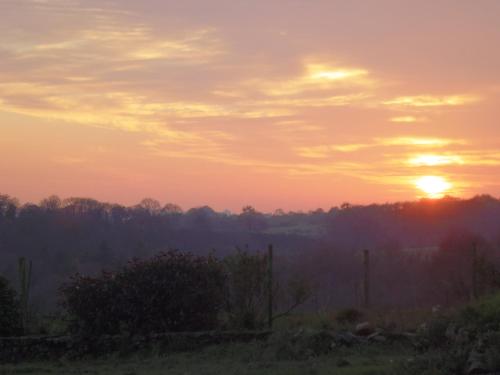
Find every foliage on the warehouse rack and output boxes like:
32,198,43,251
274,273,313,321
222,250,312,329
0,341,412,375
456,292,500,331
335,308,364,325
403,330,500,375
405,293,500,374
61,271,121,335
223,250,268,329
418,316,450,349
482,331,500,371
238,206,268,232
60,250,226,335
0,276,21,336
5,193,500,312
30,314,70,336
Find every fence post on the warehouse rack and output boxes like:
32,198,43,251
267,244,273,329
363,249,370,309
472,242,478,301
18,257,32,334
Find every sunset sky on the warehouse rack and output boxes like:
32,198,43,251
1,0,500,211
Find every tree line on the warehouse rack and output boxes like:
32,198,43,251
2,193,500,316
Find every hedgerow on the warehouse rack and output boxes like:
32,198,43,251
61,251,226,335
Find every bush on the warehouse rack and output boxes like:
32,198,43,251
456,292,500,331
223,250,268,329
223,250,312,330
61,250,226,335
61,271,122,335
0,276,21,336
406,294,500,375
419,316,451,349
335,308,363,325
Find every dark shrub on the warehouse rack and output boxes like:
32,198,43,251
0,276,21,336
223,250,312,330
420,316,451,348
223,250,268,329
404,295,500,375
456,292,500,331
61,271,122,335
335,308,363,325
61,251,226,335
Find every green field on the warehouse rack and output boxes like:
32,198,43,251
0,342,412,375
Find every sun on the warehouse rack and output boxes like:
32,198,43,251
415,176,452,198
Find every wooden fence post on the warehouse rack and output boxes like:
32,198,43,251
267,244,273,329
18,257,32,334
363,249,370,309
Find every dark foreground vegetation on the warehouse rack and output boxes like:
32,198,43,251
61,251,226,335
3,296,500,374
0,341,412,375
1,249,310,337
2,246,500,373
4,295,500,374
3,193,500,373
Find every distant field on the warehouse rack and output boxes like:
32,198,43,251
264,223,325,238
0,342,411,375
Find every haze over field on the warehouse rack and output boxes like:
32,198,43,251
1,0,500,211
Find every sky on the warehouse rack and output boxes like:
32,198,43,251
1,0,500,212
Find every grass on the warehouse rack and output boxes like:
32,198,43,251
273,308,435,333
1,307,430,375
0,341,413,375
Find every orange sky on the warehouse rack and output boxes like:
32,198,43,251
1,0,500,211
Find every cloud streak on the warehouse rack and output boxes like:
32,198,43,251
383,95,480,108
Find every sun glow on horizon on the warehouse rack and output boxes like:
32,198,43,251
415,176,452,198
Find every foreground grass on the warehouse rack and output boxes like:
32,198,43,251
0,342,412,375
273,309,435,333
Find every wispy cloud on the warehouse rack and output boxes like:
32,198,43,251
0,3,232,154
377,137,465,147
247,62,373,97
296,137,466,158
406,151,500,167
383,94,480,108
407,154,464,166
390,116,424,123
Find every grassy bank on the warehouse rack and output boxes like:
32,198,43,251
0,341,412,375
